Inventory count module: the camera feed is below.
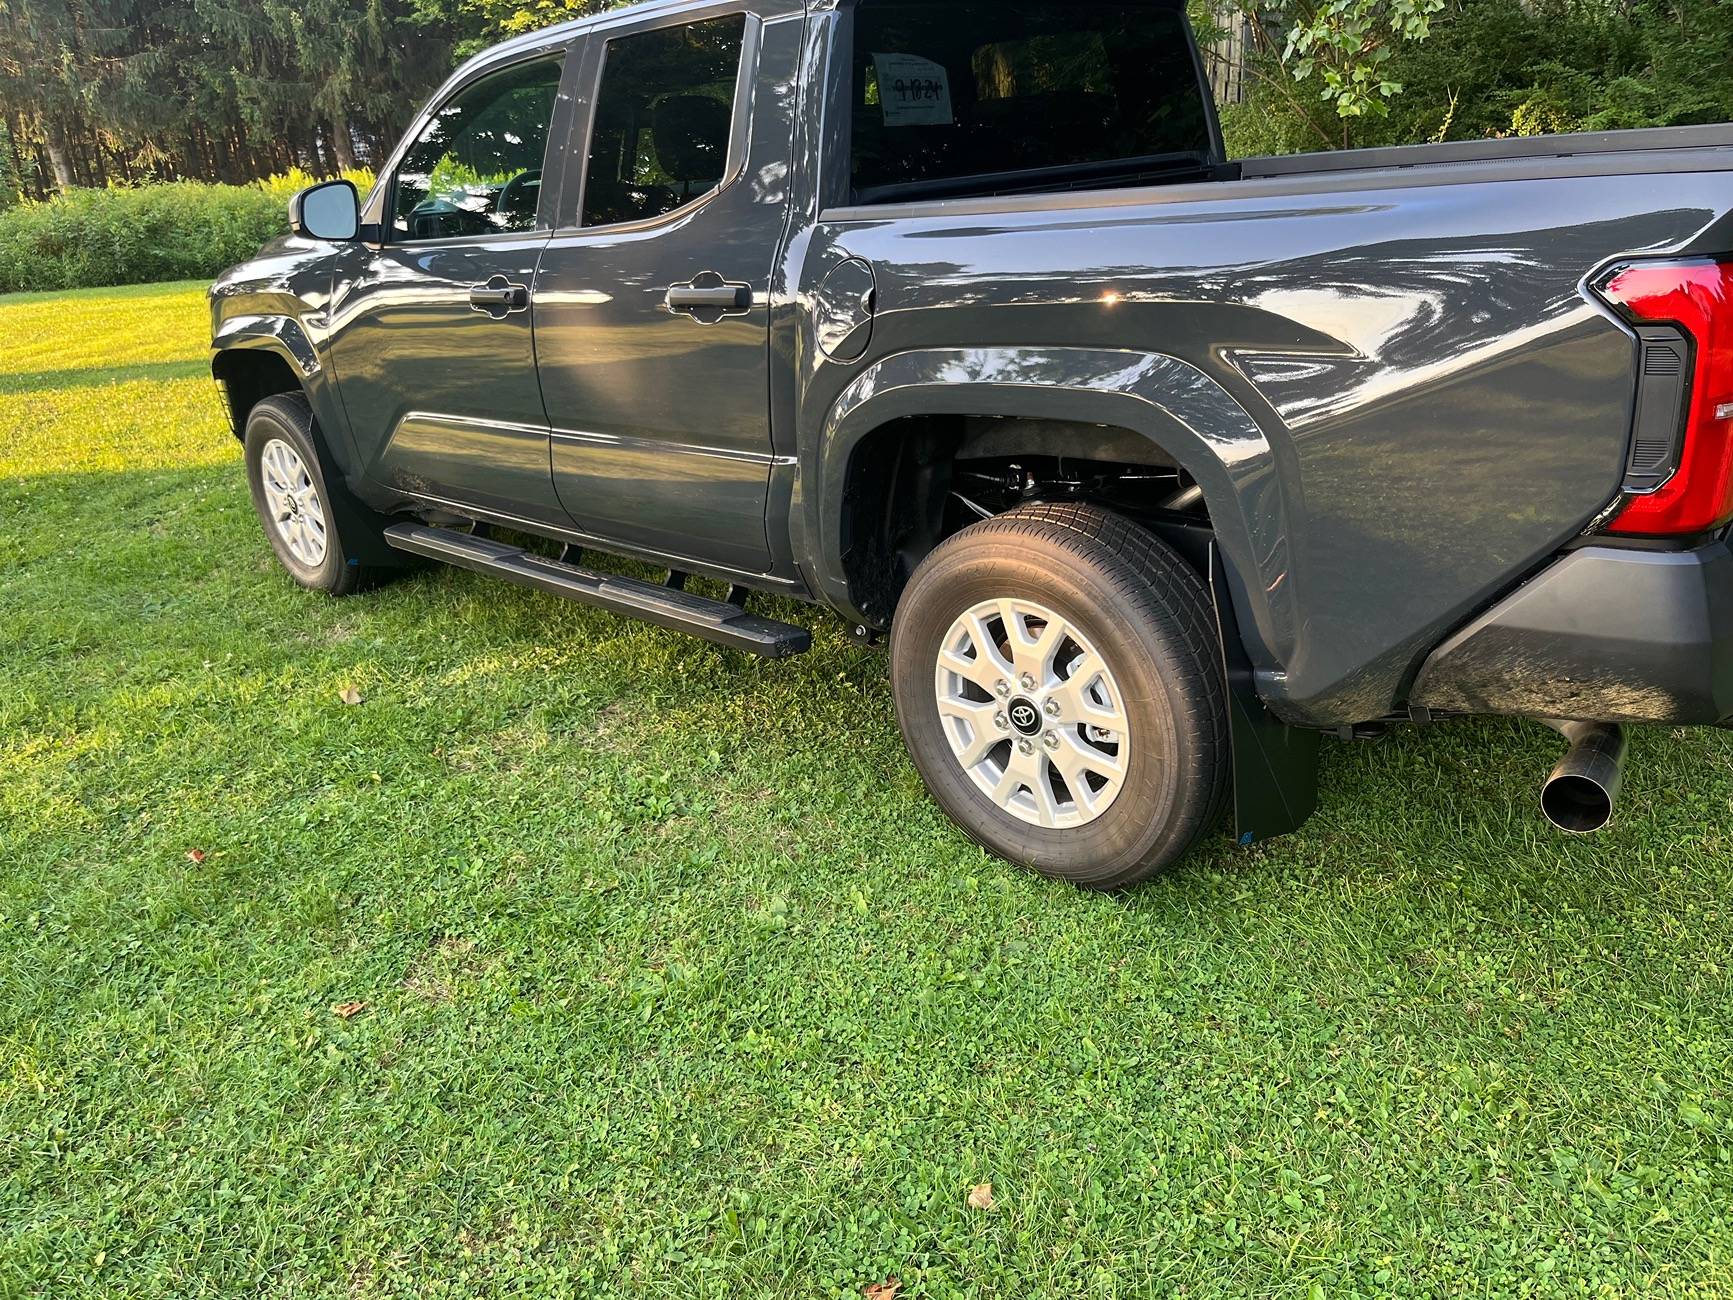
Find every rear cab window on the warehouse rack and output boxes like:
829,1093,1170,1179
850,0,1214,204
581,15,747,229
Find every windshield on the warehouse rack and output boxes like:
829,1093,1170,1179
850,0,1213,203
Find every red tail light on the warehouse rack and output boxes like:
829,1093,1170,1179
1596,259,1733,536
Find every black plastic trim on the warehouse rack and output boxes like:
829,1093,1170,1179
384,524,812,657
1411,541,1733,724
1208,542,1320,844
1625,323,1694,493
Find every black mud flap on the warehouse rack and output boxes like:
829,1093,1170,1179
1208,543,1320,846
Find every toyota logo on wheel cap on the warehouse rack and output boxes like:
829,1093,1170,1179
1008,698,1042,735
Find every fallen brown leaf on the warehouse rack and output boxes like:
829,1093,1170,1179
331,1000,368,1020
339,687,363,706
862,1279,901,1300
185,849,206,864
967,1182,995,1211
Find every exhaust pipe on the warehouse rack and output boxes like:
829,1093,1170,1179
1539,719,1627,833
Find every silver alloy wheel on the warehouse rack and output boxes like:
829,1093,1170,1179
260,437,329,568
934,598,1131,830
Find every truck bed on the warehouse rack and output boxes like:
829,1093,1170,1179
808,134,1733,724
1236,122,1733,181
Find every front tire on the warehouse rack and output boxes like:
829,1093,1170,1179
889,503,1229,890
243,394,387,596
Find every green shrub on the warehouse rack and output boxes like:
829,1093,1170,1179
254,167,377,205
0,171,376,294
1223,0,1733,156
1219,99,1327,160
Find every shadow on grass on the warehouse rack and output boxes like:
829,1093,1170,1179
0,358,209,396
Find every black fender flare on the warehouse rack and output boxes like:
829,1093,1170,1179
802,345,1321,846
801,345,1301,679
209,316,359,476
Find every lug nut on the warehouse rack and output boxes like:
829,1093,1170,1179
1017,738,1035,755
994,712,1010,731
1043,730,1060,750
1019,673,1038,691
995,680,1011,698
1044,699,1061,717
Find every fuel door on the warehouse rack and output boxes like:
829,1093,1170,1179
814,258,877,364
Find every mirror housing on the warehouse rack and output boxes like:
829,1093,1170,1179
289,180,360,242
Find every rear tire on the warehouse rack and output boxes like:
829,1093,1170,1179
889,503,1229,890
243,394,390,597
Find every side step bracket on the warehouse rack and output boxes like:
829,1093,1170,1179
384,524,811,659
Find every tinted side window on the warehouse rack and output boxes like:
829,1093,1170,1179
393,57,564,242
851,1,1211,201
581,16,746,228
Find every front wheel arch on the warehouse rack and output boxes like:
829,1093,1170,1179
213,346,303,440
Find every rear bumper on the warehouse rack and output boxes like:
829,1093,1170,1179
1411,541,1733,724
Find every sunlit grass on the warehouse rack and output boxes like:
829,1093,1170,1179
2,282,1731,1298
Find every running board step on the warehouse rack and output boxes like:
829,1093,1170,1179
384,524,811,659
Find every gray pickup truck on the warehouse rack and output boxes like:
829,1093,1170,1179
210,0,1733,888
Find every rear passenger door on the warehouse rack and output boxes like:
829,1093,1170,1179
533,1,803,575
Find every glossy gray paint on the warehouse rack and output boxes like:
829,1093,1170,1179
210,236,354,463
535,0,804,572
797,159,1733,723
321,46,578,526
329,231,567,523
210,0,1733,730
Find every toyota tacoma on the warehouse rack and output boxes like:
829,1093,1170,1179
210,0,1733,888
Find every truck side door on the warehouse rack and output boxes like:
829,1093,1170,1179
325,47,578,524
533,1,803,574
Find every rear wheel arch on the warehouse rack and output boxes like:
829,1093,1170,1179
808,347,1293,671
833,411,1205,626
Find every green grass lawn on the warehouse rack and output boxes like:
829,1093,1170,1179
3,282,1732,1299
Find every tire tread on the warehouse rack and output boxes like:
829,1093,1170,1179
895,502,1230,888
245,392,370,596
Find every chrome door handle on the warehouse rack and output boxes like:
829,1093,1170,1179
469,277,529,318
664,273,752,323
667,285,749,310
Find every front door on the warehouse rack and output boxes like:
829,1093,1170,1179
532,2,803,574
326,50,574,524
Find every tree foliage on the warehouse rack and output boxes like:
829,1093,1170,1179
1,0,1727,201
0,0,475,196
1276,0,1445,122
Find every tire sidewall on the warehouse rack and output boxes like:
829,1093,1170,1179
244,400,350,593
891,530,1212,887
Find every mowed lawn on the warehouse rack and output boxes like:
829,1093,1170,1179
3,282,1733,1300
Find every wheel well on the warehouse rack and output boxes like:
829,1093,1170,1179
212,349,302,438
839,414,1209,626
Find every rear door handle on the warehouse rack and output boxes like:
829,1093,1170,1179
469,277,530,318
665,273,753,323
666,284,751,311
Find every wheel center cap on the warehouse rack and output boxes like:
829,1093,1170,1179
1007,697,1043,736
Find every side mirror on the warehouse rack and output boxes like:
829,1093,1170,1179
289,180,360,242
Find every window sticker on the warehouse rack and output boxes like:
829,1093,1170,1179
872,53,954,126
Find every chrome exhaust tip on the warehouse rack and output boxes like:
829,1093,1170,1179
1540,720,1627,834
